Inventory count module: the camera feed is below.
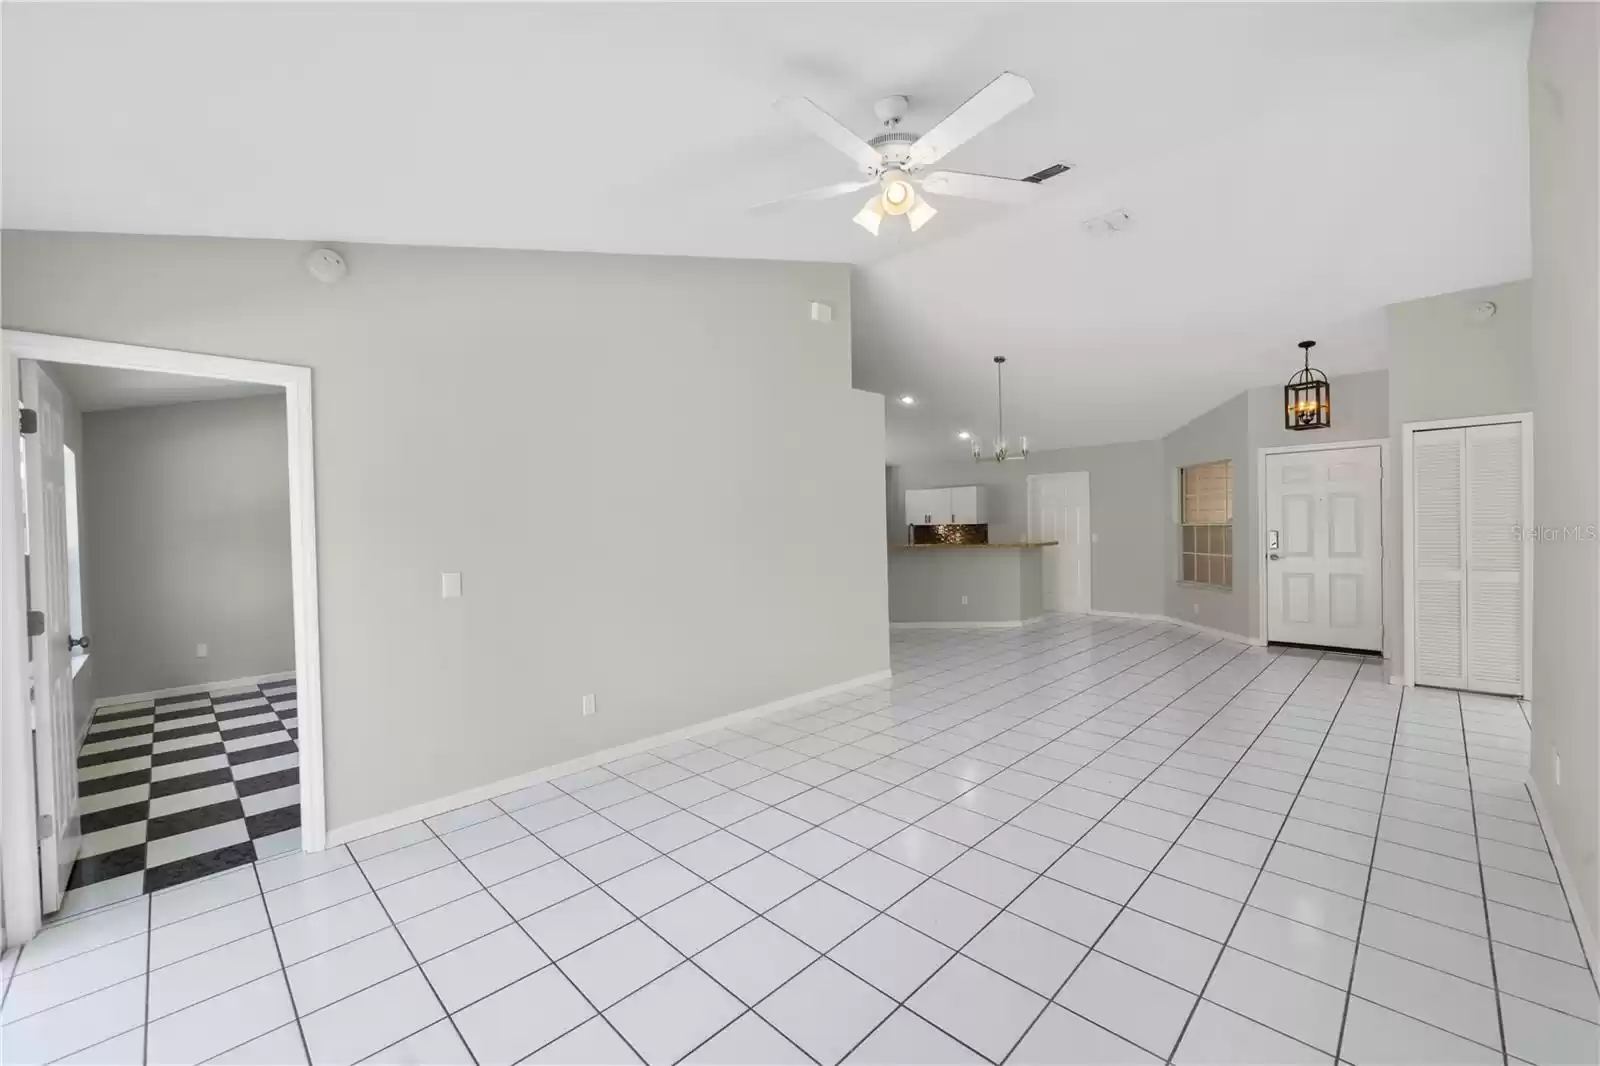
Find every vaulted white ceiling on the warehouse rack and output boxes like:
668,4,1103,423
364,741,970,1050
2,3,1533,460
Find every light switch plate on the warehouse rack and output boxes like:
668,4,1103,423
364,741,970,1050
441,572,462,599
196,643,208,659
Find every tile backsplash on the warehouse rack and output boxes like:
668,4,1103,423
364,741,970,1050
909,523,989,545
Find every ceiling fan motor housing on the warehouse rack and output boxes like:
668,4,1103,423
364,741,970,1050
866,132,917,175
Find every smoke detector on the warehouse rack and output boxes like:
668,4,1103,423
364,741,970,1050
306,247,347,283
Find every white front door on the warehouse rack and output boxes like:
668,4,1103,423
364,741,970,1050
1028,472,1091,612
1265,445,1383,651
21,361,79,912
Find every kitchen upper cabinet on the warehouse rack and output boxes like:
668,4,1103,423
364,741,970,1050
905,486,986,525
950,486,985,524
906,488,949,526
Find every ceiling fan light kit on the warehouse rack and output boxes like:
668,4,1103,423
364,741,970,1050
759,72,1047,236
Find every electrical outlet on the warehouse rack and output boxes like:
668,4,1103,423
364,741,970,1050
196,643,208,659
1555,749,1561,786
1192,603,1199,616
582,693,596,718
961,595,969,605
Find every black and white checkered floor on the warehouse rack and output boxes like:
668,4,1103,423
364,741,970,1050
68,676,300,903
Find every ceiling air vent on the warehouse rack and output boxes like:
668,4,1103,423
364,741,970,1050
1022,163,1072,184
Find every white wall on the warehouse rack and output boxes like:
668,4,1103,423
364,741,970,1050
1,232,889,834
889,440,1166,616
80,393,295,699
1529,1,1599,953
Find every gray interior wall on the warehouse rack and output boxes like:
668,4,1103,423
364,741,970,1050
1385,281,1533,676
80,394,295,699
888,439,1165,616
1529,1,1599,953
2,232,889,834
1244,370,1391,645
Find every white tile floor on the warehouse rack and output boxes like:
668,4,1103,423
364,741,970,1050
3,615,1596,1065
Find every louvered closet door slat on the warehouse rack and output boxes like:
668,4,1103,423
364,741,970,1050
1465,423,1524,694
1413,428,1466,688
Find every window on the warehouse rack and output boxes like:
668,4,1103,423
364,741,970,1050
64,445,85,657
1181,460,1233,588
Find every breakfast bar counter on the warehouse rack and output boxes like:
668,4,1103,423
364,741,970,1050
887,541,1057,627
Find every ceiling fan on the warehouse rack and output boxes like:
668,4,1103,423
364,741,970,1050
754,72,1043,235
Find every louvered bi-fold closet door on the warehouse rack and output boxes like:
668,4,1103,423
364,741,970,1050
1463,423,1525,694
1411,422,1528,696
1413,428,1468,689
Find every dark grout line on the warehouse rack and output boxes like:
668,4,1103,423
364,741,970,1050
1165,653,1365,1064
1452,690,1512,1066
1326,669,1405,1063
246,861,312,1066
342,840,484,1066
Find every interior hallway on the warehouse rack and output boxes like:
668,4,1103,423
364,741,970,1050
0,617,1593,1065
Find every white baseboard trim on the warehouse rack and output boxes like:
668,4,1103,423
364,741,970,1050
1527,777,1598,979
325,667,894,848
1086,609,1264,646
92,670,296,709
889,617,1044,630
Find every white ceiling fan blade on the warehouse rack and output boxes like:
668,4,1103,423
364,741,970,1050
775,96,882,170
908,72,1034,168
920,170,1042,203
750,179,875,214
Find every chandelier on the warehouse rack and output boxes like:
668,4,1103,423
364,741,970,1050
972,356,1028,462
1284,340,1331,431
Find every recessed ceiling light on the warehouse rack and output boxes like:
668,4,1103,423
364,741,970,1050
899,395,916,406
957,431,971,440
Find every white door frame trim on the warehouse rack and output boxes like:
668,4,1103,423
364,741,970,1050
1255,437,1389,650
1,330,326,943
1025,471,1092,613
1400,413,1534,693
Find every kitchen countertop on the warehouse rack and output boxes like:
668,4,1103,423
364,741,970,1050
889,541,1059,551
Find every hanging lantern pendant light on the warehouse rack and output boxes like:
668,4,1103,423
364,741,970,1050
1284,340,1331,430
974,356,1029,462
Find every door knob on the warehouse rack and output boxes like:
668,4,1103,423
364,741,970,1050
1268,553,1281,561
69,634,90,651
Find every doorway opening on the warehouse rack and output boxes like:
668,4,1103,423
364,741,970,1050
1,331,324,946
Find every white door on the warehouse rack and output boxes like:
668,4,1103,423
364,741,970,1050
21,361,78,912
1028,472,1091,612
1409,422,1529,695
1265,446,1383,651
